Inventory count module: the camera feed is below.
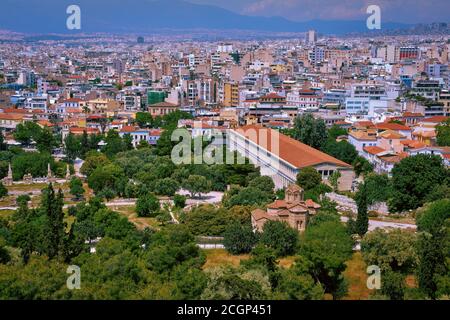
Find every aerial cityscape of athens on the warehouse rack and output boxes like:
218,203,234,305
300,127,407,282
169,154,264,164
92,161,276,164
0,0,449,311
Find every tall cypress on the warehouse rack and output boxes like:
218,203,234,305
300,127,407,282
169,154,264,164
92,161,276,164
43,184,66,259
355,185,369,237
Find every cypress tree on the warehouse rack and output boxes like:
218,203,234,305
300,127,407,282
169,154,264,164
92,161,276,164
43,184,66,259
355,185,369,237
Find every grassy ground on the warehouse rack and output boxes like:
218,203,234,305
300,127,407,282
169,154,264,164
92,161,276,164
342,252,372,300
202,249,250,269
0,209,15,219
202,249,297,270
114,205,160,230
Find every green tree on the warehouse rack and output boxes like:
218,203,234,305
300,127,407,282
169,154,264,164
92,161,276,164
415,200,450,299
0,182,7,198
354,184,369,237
87,164,124,196
328,125,347,140
293,114,328,149
0,131,7,151
12,152,54,180
182,175,212,198
260,221,299,257
136,193,160,217
224,187,274,208
299,221,354,299
64,133,81,162
13,121,42,145
201,267,269,300
69,177,85,200
276,268,324,300
436,118,450,146
42,185,66,259
296,167,322,191
381,271,406,300
416,199,450,234
361,173,392,205
248,176,275,194
329,170,341,191
390,155,448,212
153,178,179,196
173,194,186,208
80,131,90,159
35,128,57,154
352,156,374,177
361,229,418,274
102,130,131,158
223,222,258,255
0,237,10,264
322,140,357,164
0,256,67,299
135,112,153,128
80,152,111,176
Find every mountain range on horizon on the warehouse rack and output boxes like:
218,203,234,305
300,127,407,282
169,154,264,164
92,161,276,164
0,0,414,35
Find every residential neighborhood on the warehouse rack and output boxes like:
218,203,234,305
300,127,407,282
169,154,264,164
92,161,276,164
0,0,449,308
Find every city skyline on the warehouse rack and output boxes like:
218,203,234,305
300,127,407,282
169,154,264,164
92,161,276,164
0,0,449,35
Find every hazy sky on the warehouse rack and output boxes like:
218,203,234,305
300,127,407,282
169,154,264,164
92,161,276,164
190,0,450,23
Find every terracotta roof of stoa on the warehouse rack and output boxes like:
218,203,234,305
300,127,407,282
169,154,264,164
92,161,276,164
233,125,352,169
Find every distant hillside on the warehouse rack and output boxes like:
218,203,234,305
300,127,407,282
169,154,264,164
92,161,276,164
0,0,410,35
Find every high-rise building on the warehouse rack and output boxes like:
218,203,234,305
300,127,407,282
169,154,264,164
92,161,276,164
307,30,317,44
223,82,239,107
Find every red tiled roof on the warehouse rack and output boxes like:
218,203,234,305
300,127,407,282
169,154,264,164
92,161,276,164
402,112,424,117
261,93,284,100
234,125,352,169
120,126,138,133
363,146,385,155
375,123,411,131
70,127,100,134
354,121,375,128
423,116,448,123
401,139,426,149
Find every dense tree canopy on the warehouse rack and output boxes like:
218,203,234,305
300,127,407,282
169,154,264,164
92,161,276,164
389,154,449,212
293,114,328,149
436,118,450,147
